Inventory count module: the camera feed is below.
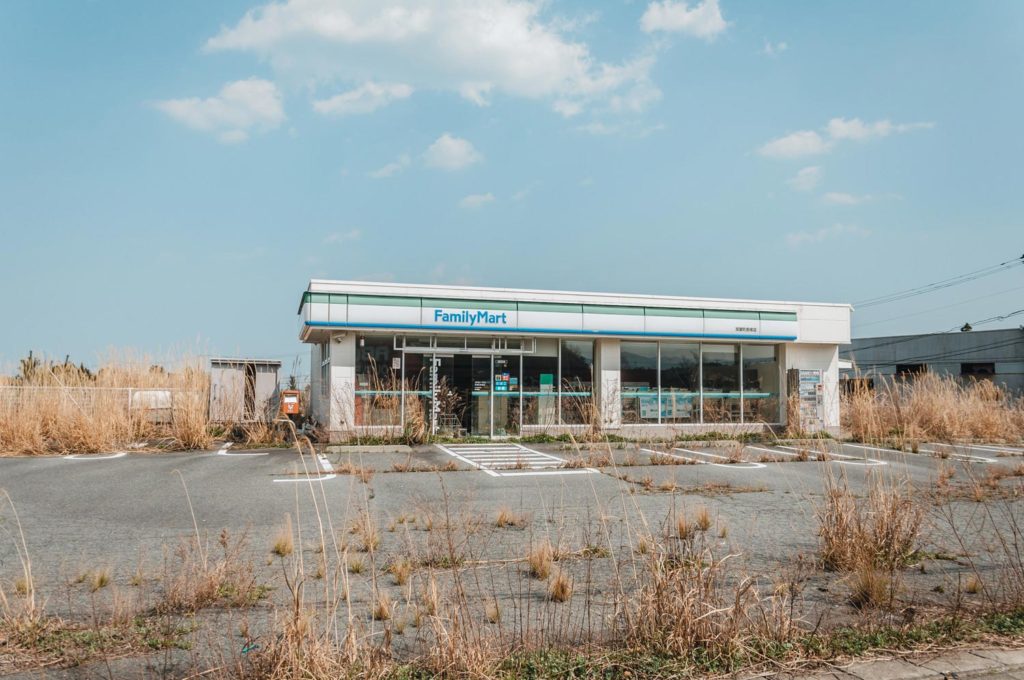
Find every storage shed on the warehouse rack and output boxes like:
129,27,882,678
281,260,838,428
209,358,281,422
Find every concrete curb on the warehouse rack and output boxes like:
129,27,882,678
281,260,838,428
783,648,1024,679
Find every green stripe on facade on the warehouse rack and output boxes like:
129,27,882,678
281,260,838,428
583,304,644,316
760,311,798,321
307,293,330,304
518,302,583,314
329,294,348,305
348,295,421,307
645,307,703,318
704,310,759,320
422,298,517,311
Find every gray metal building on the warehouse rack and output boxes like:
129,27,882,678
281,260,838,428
209,358,282,422
841,328,1024,394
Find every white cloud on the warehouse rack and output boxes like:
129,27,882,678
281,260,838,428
154,78,285,143
787,166,822,192
206,0,660,117
759,130,832,159
459,192,495,208
826,117,934,141
786,223,870,247
640,0,727,40
313,81,413,116
368,153,411,178
423,133,482,170
761,116,934,159
822,191,871,205
762,39,787,56
324,229,362,243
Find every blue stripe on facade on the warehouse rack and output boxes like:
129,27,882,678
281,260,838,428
304,320,798,342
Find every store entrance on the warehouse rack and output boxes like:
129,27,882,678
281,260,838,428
430,354,491,437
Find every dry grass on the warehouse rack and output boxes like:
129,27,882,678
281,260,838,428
389,557,413,586
547,568,573,602
157,529,265,614
372,591,393,621
485,600,501,624
843,373,1024,444
849,564,893,609
88,567,111,593
0,351,211,454
271,515,295,558
495,507,527,528
351,512,380,553
528,539,555,579
695,506,713,532
818,473,922,573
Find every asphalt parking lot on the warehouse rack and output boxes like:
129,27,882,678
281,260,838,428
4,438,1023,598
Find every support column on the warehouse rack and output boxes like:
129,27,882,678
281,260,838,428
595,338,621,430
329,333,356,435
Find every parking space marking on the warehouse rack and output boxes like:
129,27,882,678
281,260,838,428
64,451,127,460
640,447,765,469
435,443,597,477
915,443,997,464
272,453,336,483
931,442,1024,456
746,444,826,462
777,444,887,467
845,442,990,465
216,442,269,457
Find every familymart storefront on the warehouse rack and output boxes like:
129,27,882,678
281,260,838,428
299,280,851,440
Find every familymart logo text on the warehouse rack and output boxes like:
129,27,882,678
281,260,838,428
433,309,509,326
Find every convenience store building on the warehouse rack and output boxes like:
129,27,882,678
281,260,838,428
298,280,851,440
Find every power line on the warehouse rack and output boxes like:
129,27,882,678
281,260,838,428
854,284,1024,329
854,253,1024,309
842,307,1024,357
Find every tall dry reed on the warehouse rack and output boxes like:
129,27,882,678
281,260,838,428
843,373,1024,444
0,351,211,454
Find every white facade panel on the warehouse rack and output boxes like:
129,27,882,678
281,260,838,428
328,302,347,324
582,312,644,334
760,319,799,339
348,303,421,327
517,310,584,333
308,302,329,323
644,314,704,336
704,316,761,338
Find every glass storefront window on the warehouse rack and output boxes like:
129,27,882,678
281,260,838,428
560,340,594,425
355,335,401,426
523,340,558,429
492,355,521,435
702,344,740,423
742,345,780,423
621,342,659,424
660,343,700,423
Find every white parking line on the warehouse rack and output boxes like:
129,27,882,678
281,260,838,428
435,443,597,477
845,442,990,465
640,447,765,469
746,444,825,461
777,444,887,467
64,451,127,460
931,442,1024,456
272,453,336,483
915,443,997,464
216,442,269,457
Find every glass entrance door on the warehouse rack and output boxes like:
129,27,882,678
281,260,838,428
469,355,491,436
492,355,521,436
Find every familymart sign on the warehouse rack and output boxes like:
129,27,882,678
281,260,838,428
432,309,510,327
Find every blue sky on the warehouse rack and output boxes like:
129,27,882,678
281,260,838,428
2,0,1022,375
